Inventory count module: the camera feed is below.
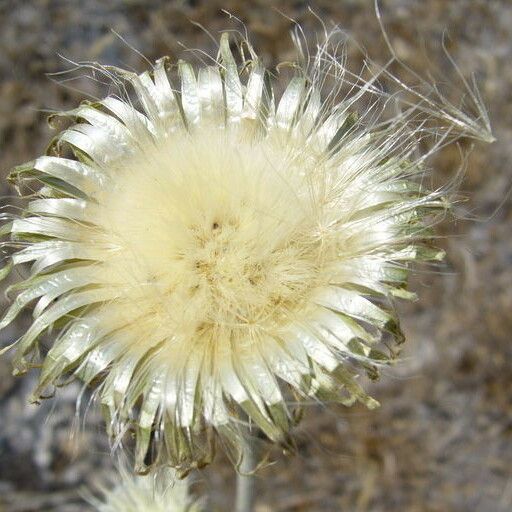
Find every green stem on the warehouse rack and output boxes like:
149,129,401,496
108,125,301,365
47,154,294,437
235,439,256,512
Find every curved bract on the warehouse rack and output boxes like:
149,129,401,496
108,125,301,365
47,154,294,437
1,32,453,472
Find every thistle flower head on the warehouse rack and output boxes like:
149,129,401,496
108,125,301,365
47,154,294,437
89,466,200,512
0,30,490,472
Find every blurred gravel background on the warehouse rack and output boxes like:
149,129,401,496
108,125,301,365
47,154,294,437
0,1,511,511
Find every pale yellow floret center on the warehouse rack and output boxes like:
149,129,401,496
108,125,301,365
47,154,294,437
91,125,330,345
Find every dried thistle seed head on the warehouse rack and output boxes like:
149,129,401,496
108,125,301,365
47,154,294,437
0,30,491,472
88,466,200,512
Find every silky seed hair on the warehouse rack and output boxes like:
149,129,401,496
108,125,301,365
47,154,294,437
87,465,200,512
0,26,492,473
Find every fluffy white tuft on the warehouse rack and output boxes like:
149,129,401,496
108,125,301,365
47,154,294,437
88,466,200,512
0,29,491,472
